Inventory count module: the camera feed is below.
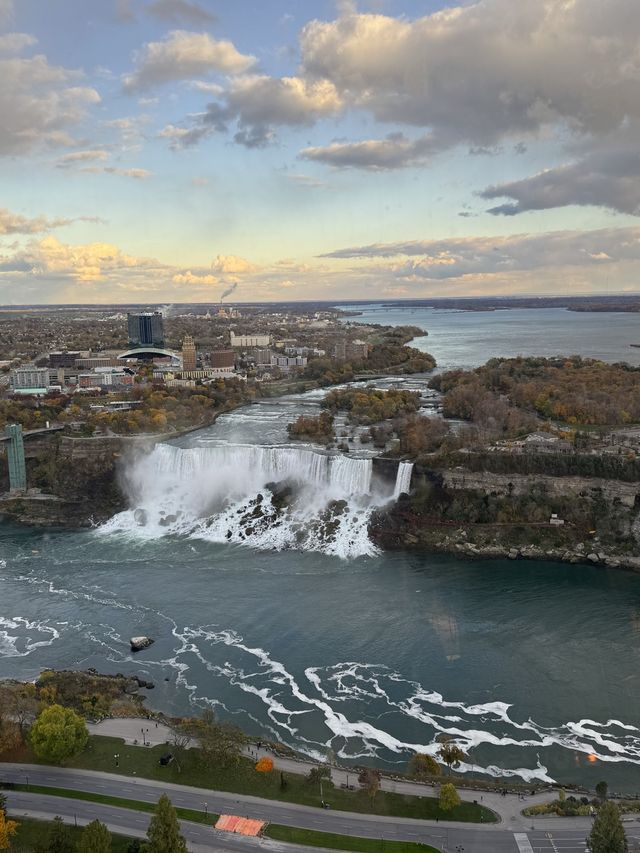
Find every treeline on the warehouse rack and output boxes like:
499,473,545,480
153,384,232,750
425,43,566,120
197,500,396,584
287,411,335,443
435,449,640,483
322,388,421,424
431,356,640,426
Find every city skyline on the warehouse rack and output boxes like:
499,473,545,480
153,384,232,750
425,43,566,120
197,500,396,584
1,0,639,303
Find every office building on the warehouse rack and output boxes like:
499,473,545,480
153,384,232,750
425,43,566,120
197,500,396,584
10,365,50,394
230,331,271,348
49,351,81,368
210,349,235,369
127,312,164,347
182,336,197,371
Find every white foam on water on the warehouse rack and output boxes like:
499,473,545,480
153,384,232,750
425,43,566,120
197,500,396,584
0,616,60,658
98,443,411,558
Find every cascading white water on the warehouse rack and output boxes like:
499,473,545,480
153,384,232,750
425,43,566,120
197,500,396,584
393,461,414,499
100,443,411,558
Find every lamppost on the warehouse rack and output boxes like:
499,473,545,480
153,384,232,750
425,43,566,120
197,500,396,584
204,802,208,819
320,778,324,806
25,774,29,789
114,753,120,768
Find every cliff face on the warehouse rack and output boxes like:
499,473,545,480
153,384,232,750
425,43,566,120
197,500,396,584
0,433,166,527
370,465,640,572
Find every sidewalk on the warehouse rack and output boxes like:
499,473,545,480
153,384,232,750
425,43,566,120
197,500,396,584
87,716,560,829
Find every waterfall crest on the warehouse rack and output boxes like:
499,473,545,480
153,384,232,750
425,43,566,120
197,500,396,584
100,443,411,558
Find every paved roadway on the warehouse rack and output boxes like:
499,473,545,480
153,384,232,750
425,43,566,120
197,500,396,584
6,763,640,853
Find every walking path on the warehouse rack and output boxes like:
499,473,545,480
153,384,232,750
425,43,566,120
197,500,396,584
86,716,561,830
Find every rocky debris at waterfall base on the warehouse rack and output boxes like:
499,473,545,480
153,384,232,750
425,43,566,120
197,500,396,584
130,636,154,652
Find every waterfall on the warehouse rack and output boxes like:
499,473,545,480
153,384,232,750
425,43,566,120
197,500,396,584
100,443,407,558
393,461,414,499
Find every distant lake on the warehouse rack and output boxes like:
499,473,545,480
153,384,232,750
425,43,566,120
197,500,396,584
339,304,640,370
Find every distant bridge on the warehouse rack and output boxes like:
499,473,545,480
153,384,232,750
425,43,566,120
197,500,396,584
0,424,64,492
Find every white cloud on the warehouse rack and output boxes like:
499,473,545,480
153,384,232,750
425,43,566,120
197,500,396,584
0,0,13,25
301,132,446,170
322,226,640,280
0,208,78,235
0,52,100,155
56,149,110,168
0,33,37,53
123,30,256,92
168,74,342,148
172,270,218,285
211,254,258,274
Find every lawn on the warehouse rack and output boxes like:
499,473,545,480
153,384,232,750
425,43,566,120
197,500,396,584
2,735,496,824
7,786,442,853
10,816,135,852
265,824,441,852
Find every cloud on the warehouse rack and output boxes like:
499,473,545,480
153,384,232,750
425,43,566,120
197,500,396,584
4,235,164,283
115,0,135,23
123,30,256,91
482,138,640,216
104,166,153,179
299,2,640,145
0,33,37,53
211,254,258,274
172,270,219,285
0,0,13,24
301,131,445,170
0,50,100,155
147,0,216,25
321,226,640,280
0,208,81,235
56,149,110,168
168,74,342,148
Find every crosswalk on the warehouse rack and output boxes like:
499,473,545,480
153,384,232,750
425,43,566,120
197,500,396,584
514,832,589,852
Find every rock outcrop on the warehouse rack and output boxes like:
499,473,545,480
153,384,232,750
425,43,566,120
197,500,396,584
130,636,154,652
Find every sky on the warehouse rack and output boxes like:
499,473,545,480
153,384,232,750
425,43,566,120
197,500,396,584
1,0,640,303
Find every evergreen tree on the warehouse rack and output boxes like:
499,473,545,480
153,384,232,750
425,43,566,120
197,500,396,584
145,794,187,853
588,801,628,853
47,817,75,853
77,819,111,853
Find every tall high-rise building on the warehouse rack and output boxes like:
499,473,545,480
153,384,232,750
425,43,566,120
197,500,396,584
127,312,164,347
182,335,197,371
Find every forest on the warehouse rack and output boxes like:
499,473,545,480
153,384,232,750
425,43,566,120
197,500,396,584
431,356,640,427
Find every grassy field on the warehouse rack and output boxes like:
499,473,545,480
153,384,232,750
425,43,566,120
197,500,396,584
265,824,440,852
1,735,496,824
7,782,215,825
10,816,135,852
7,786,442,853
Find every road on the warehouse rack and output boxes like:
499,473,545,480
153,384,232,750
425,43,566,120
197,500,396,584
6,762,640,853
86,716,561,830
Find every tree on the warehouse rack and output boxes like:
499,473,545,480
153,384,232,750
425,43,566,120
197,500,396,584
0,809,18,851
408,753,441,780
46,817,75,853
439,782,461,812
146,794,187,853
29,705,88,764
437,742,466,775
255,757,273,773
588,801,628,853
77,819,111,853
358,768,381,805
192,709,245,770
307,765,332,785
596,781,609,802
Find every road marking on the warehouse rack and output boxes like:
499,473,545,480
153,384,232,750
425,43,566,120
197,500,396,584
514,833,535,853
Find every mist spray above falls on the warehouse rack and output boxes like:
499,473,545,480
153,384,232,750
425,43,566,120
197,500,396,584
100,443,412,558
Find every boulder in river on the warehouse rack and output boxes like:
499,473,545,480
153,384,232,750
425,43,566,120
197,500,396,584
130,636,154,652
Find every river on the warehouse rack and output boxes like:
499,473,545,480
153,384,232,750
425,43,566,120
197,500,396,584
2,307,640,792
